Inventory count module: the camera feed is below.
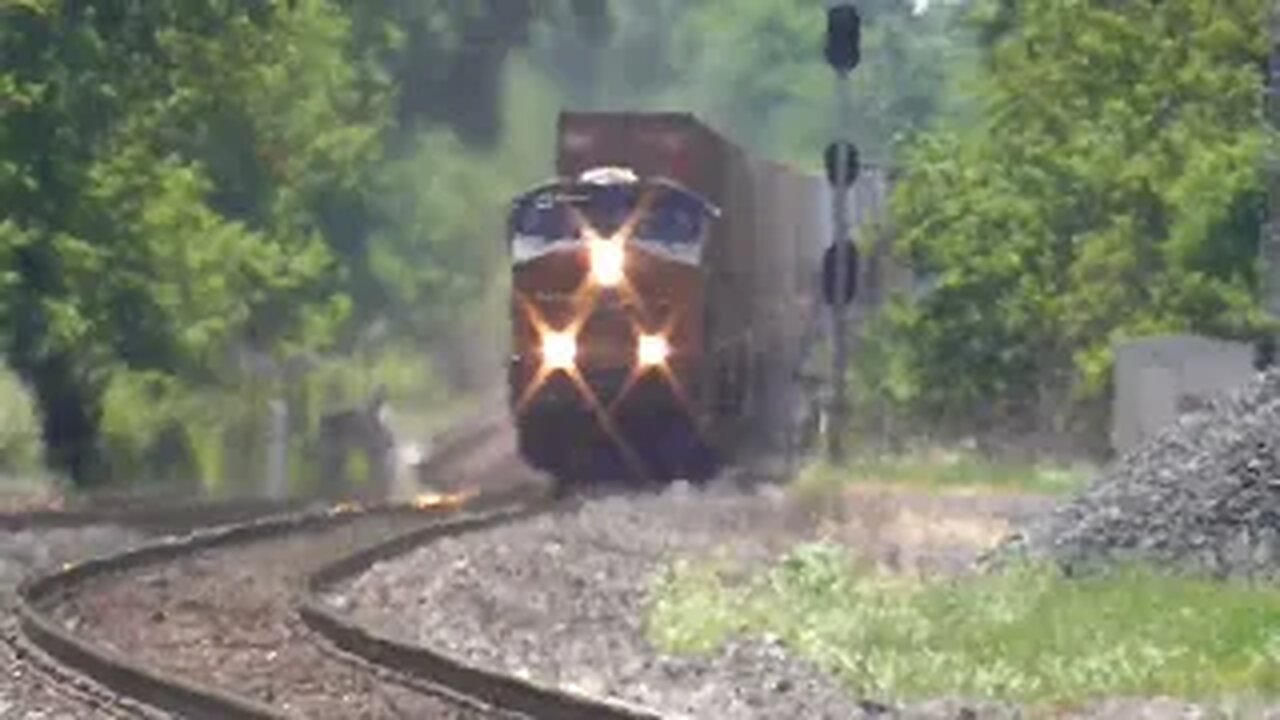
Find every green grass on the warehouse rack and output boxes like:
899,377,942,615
647,543,1280,708
791,447,1093,499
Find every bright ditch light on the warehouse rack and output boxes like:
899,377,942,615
413,490,474,510
541,330,577,371
637,334,670,367
589,238,625,287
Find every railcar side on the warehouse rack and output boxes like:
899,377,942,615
708,153,829,464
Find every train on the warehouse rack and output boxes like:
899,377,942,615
505,112,834,484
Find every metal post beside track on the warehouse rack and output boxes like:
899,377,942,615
822,3,862,464
830,77,852,464
267,399,289,500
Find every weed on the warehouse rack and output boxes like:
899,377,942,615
790,448,1092,502
647,542,1280,706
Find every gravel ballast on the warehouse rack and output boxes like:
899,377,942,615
329,480,1048,720
58,511,500,720
0,523,153,719
1009,367,1280,577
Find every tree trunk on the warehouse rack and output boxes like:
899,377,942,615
29,355,104,487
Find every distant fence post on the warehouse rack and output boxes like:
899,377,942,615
266,398,290,499
366,390,396,502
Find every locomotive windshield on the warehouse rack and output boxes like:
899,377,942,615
509,182,710,246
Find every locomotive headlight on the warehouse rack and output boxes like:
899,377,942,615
541,331,577,371
589,238,625,287
637,334,670,367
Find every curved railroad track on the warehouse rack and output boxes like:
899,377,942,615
15,411,671,719
298,495,662,720
0,494,309,534
0,493,325,718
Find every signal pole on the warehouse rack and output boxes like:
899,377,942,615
830,78,852,463
823,3,861,463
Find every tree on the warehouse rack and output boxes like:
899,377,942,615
527,0,974,166
0,1,379,484
883,0,1270,442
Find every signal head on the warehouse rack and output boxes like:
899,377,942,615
825,4,862,73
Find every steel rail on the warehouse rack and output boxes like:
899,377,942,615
1,493,319,719
17,406,668,720
1,624,168,719
16,473,548,719
17,468,553,718
18,502,407,719
0,496,311,533
299,497,666,720
13,398,520,719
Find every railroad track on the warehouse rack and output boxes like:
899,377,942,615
0,495,310,533
16,415,670,719
0,492,323,718
298,496,662,720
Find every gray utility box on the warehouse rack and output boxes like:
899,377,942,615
1111,334,1254,455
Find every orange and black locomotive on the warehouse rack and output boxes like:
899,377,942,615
507,112,829,484
507,166,718,481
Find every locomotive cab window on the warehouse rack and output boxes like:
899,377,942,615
508,190,573,242
639,191,709,245
508,178,717,262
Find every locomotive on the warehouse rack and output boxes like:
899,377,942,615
506,112,830,483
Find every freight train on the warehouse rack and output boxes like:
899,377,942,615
506,112,831,484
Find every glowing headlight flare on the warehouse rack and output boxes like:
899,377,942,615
589,238,625,287
541,330,577,371
637,334,670,367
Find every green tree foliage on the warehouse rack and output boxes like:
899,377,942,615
367,61,563,345
0,0,590,487
670,0,972,163
0,1,380,484
342,0,603,148
881,0,1271,439
18,0,1260,482
529,0,974,166
0,364,43,476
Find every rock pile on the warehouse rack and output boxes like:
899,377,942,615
1007,367,1280,577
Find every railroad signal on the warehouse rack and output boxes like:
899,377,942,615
823,2,862,464
824,141,859,188
821,240,859,306
825,4,861,74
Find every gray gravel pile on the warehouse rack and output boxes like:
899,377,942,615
1008,367,1280,577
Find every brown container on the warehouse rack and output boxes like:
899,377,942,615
556,112,729,206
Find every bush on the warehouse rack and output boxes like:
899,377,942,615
94,341,466,496
98,371,230,492
0,365,46,477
